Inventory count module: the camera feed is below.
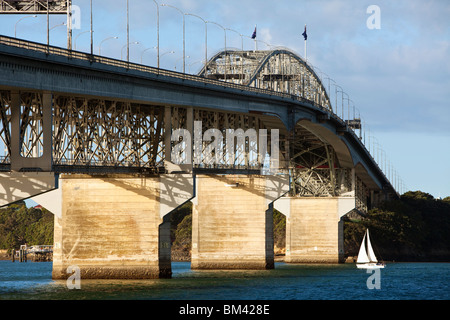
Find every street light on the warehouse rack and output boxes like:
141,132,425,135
226,28,244,83
121,41,140,60
324,77,336,113
15,15,37,38
160,50,175,67
48,22,66,46
206,21,227,81
50,22,66,31
185,13,207,76
141,46,157,64
126,0,130,62
175,55,189,71
334,85,345,119
161,4,185,73
99,36,119,55
74,30,90,50
152,0,160,68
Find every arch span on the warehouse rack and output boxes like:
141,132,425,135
199,49,331,111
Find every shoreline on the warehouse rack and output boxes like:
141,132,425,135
1,255,448,264
2,249,449,263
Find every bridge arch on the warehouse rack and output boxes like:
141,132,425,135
199,48,332,111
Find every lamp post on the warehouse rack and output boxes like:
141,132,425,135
161,4,185,73
324,77,336,113
185,13,207,76
160,50,175,67
206,21,226,81
99,36,119,55
226,28,244,83
74,30,90,50
90,0,93,55
334,85,345,119
152,0,160,68
15,15,37,38
121,41,139,60
48,22,66,46
126,0,130,62
175,55,189,71
141,46,157,64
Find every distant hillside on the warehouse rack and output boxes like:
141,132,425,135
344,191,450,262
0,201,54,251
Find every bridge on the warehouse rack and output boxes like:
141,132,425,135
0,35,397,279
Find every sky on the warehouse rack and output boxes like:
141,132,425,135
1,0,449,198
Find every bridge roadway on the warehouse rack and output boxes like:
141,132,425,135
0,35,397,279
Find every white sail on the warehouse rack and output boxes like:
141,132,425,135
366,229,378,262
356,231,370,263
356,229,385,269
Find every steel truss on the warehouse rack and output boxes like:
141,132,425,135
289,124,349,197
0,0,69,14
200,49,331,111
1,91,288,174
169,106,287,171
288,124,369,211
0,91,166,173
52,96,165,172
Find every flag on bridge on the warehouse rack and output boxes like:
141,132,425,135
302,25,307,40
251,26,257,39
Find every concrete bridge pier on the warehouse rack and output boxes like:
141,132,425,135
34,174,193,279
275,196,355,263
191,174,289,270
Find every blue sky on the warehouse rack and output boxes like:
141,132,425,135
1,0,449,198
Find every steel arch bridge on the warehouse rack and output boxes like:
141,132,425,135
199,48,331,111
0,36,395,213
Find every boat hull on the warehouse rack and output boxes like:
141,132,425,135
356,263,385,269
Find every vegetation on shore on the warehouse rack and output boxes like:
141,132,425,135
0,201,53,251
344,191,450,262
1,190,449,262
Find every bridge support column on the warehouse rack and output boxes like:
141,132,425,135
51,174,193,279
191,174,289,270
275,196,355,263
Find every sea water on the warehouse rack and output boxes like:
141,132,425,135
0,261,448,300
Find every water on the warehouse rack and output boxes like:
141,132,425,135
0,261,448,300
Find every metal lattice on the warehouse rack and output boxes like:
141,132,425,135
200,49,331,111
0,0,69,14
53,96,165,171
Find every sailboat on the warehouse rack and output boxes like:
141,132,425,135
356,229,385,269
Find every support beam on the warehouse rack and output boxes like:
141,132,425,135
275,196,355,263
191,174,289,270
51,174,194,280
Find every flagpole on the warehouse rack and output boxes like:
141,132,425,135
304,38,307,63
254,24,257,51
304,24,307,63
